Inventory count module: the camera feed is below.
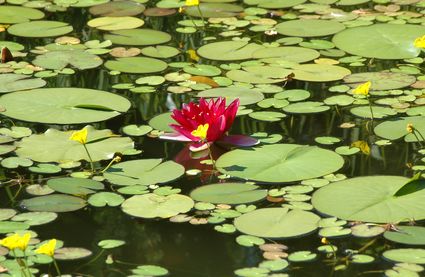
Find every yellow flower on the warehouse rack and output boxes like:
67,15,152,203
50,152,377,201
0,233,31,251
35,239,56,257
351,140,370,155
353,81,371,96
414,35,425,48
69,127,88,144
321,237,328,244
407,123,414,133
185,0,199,6
186,49,200,62
191,124,209,141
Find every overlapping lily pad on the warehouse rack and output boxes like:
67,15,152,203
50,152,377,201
197,41,264,61
234,207,320,238
0,88,131,124
216,144,344,183
333,24,425,59
8,21,73,37
0,74,46,93
312,176,425,223
276,19,345,37
190,183,267,204
103,159,184,186
20,194,87,212
33,51,103,70
104,29,171,45
344,72,416,90
15,126,134,162
0,6,44,23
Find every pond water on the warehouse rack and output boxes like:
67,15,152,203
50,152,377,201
1,0,425,276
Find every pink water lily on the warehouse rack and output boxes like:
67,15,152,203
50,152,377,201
160,97,258,149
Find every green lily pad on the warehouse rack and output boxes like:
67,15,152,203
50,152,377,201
0,88,130,124
16,126,134,163
20,194,87,212
184,64,221,77
8,21,73,37
141,45,180,58
1,157,33,169
89,1,145,16
274,89,310,102
344,72,416,90
121,193,194,218
190,183,267,204
122,125,153,136
47,177,104,196
0,209,17,221
276,19,345,37
384,226,425,245
197,41,264,61
234,207,320,238
351,224,386,237
0,221,29,233
252,46,320,63
32,51,103,70
0,6,44,23
312,176,425,223
105,57,167,73
103,159,184,186
292,64,351,82
383,249,425,264
0,74,46,93
351,254,375,264
197,87,264,105
249,111,286,121
217,144,344,183
332,24,425,59
185,3,243,18
245,0,306,9
88,16,144,30
282,101,330,114
236,235,265,246
29,164,62,174
288,251,317,262
11,212,57,226
148,112,175,132
132,265,169,276
88,192,125,207
350,106,397,119
104,29,171,46
375,116,425,142
98,239,125,249
226,66,292,84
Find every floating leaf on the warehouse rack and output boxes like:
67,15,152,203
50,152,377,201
190,183,267,204
20,194,87,212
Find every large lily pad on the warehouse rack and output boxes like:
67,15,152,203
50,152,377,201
47,177,104,195
216,144,344,183
104,57,167,73
197,87,264,105
332,24,425,59
292,64,351,82
88,16,144,30
197,41,264,61
226,66,292,84
276,19,345,37
312,176,425,223
0,88,131,124
8,21,73,37
375,116,425,142
20,194,87,212
104,29,171,46
344,72,416,90
185,3,243,18
32,51,103,70
0,6,44,23
252,46,320,63
190,183,268,204
15,126,134,163
89,1,146,16
0,74,46,93
103,159,184,186
383,249,425,264
121,193,194,218
234,207,320,238
384,226,425,245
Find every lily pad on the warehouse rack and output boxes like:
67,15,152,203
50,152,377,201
185,3,243,18
292,64,351,82
384,226,425,245
226,66,292,84
121,193,194,218
16,126,134,163
197,41,264,61
47,177,104,195
11,212,57,226
332,24,425,59
32,51,103,70
245,0,306,8
312,176,425,223
282,101,330,114
375,116,425,142
103,159,184,186
234,207,320,238
0,88,131,124
217,144,344,183
197,87,264,105
252,46,320,63
8,21,73,37
54,247,92,260
383,249,425,264
344,72,416,90
88,16,144,30
104,57,167,73
20,194,87,212
190,183,267,204
0,74,46,93
104,29,171,46
276,19,345,37
0,6,44,23
88,192,125,207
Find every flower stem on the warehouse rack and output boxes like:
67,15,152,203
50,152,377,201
101,157,120,173
82,144,95,174
196,5,206,30
53,258,61,276
205,143,216,171
367,96,374,127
